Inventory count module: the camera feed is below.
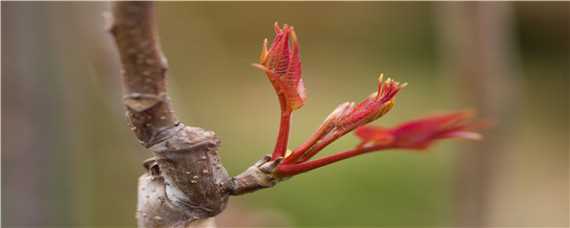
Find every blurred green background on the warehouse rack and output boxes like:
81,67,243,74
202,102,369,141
2,2,568,227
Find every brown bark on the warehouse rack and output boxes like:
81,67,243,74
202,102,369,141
108,2,282,227
109,1,176,146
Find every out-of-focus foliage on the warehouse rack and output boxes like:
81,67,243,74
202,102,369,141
2,2,568,227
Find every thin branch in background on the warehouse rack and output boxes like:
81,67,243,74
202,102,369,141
435,2,521,226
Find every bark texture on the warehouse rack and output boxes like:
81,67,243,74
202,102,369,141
109,2,282,227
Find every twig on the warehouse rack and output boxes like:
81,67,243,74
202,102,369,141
109,2,175,147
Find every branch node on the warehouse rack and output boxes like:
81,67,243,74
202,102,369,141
124,92,166,112
228,155,288,195
103,11,116,35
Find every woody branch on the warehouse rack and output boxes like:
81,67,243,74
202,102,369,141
108,2,281,227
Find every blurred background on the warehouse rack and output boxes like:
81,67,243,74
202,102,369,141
2,2,568,227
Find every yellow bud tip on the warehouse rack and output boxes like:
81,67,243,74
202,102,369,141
375,100,395,119
263,38,268,51
284,149,293,158
368,91,378,98
252,63,270,73
400,82,409,88
259,38,269,64
378,73,384,82
290,29,298,44
274,22,281,33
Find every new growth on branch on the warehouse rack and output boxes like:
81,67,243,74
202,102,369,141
110,4,485,225
253,22,483,177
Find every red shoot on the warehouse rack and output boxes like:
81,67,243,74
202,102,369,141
282,75,406,164
276,111,482,176
254,23,306,160
336,74,407,132
252,23,484,177
254,22,306,111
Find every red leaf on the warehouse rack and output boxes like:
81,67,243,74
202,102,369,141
255,22,306,111
337,75,406,132
355,111,482,150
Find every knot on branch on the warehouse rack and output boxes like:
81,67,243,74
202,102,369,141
148,124,218,154
124,92,166,112
138,125,231,226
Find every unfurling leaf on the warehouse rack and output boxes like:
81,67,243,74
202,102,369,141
355,111,482,150
254,22,306,111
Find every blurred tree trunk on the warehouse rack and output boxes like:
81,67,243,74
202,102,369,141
2,3,73,225
435,2,521,227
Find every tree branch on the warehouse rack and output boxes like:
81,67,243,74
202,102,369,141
109,2,288,227
109,2,235,227
110,2,175,147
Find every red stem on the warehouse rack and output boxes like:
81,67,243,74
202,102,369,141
298,131,342,161
272,94,291,160
276,145,389,176
282,124,334,164
294,126,354,163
